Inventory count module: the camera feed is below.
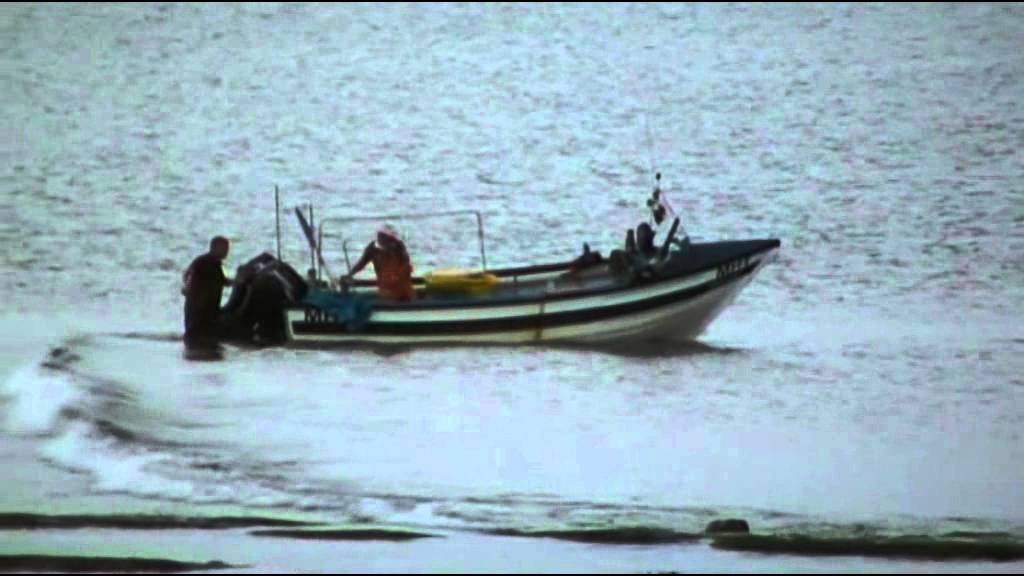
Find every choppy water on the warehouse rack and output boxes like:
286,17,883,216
2,3,1023,572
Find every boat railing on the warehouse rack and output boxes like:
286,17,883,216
319,210,488,276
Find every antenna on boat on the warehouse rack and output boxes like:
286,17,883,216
275,185,282,261
647,172,668,226
643,111,658,177
317,227,324,280
642,114,679,226
308,204,316,276
646,172,688,247
659,173,678,217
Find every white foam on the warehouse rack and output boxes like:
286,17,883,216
38,418,305,508
2,362,81,436
39,420,196,498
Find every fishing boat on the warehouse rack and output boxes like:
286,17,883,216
220,179,780,347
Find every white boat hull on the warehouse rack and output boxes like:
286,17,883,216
284,247,777,347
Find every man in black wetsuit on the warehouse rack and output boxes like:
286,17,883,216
181,236,232,347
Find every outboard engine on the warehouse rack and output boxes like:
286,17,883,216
221,253,308,345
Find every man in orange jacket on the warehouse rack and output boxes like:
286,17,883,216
341,225,416,301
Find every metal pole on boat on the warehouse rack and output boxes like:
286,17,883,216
308,204,316,276
275,185,282,261
342,241,352,272
476,212,487,271
317,227,324,282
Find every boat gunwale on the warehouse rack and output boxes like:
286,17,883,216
290,242,779,313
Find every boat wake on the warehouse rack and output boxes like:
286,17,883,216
4,336,1024,565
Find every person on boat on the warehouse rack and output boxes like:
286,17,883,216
566,243,603,276
181,236,232,347
341,225,416,301
635,222,657,257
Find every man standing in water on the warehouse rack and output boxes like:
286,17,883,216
182,236,232,348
